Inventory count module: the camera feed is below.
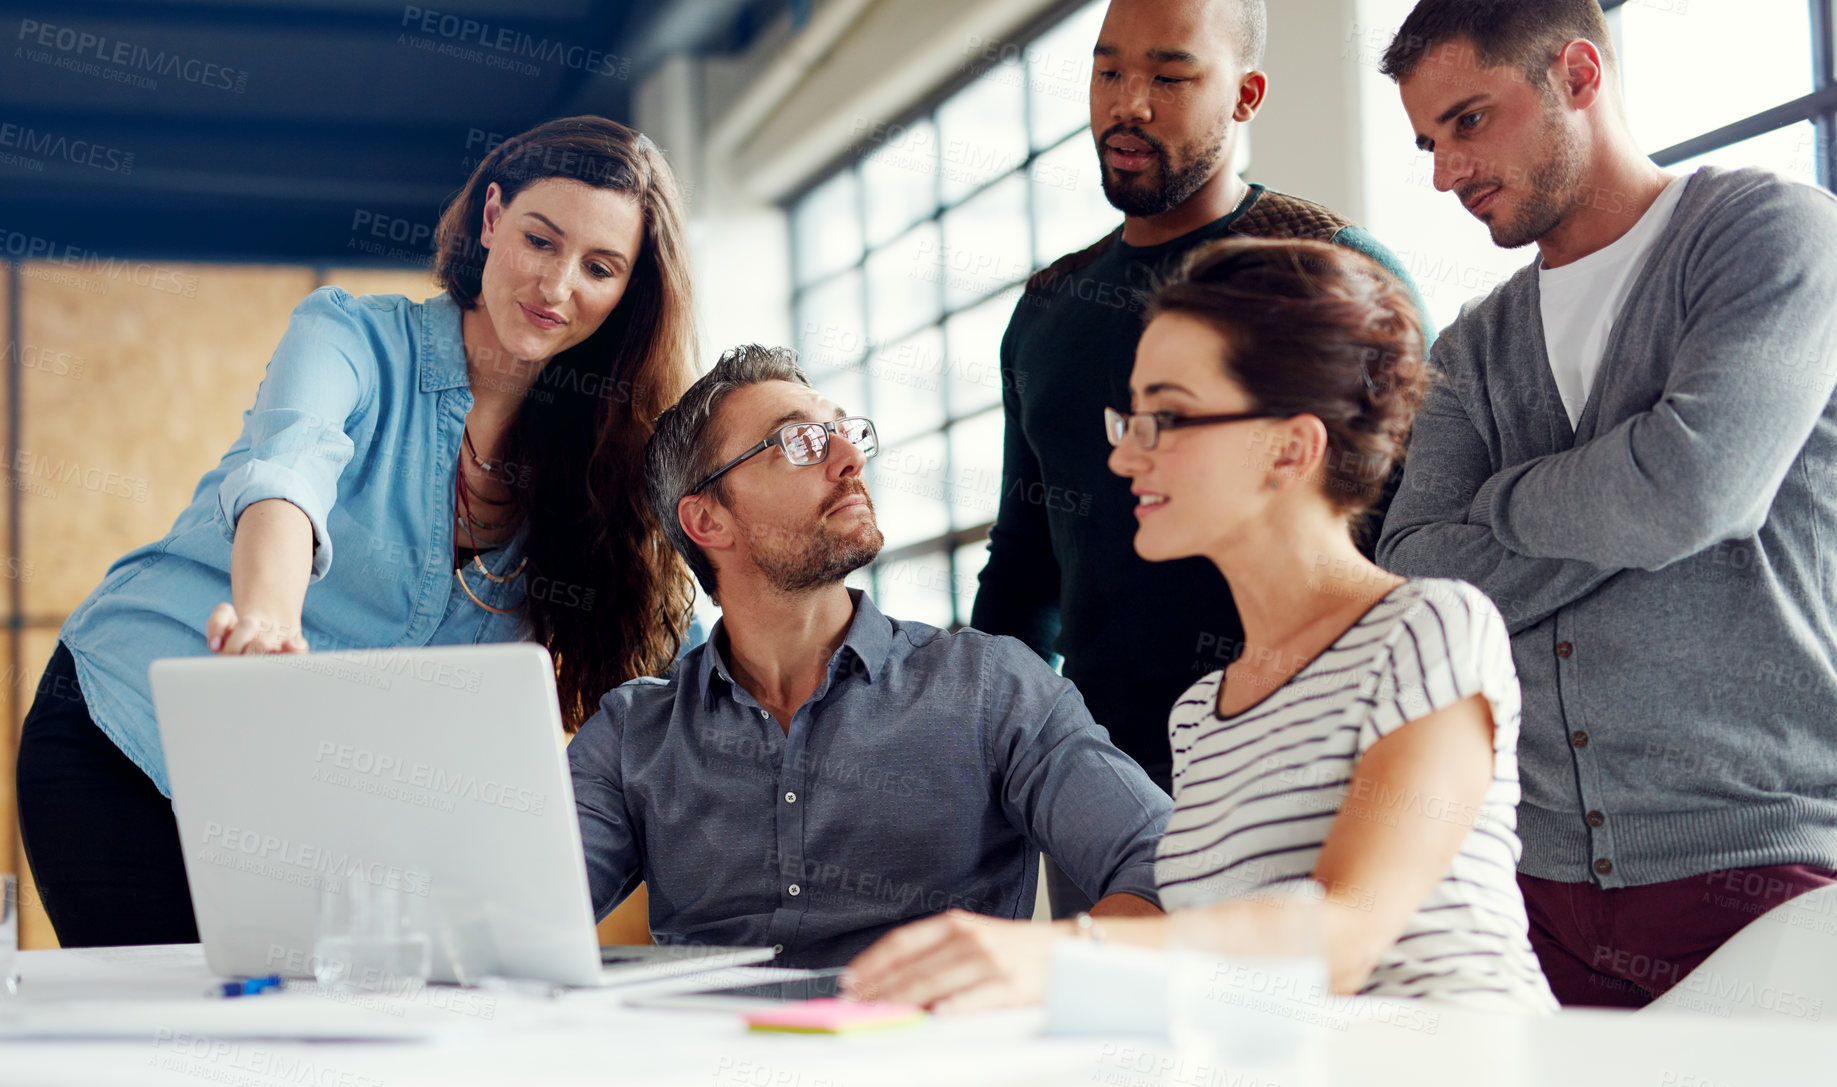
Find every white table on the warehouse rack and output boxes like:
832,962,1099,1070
1,946,1832,1086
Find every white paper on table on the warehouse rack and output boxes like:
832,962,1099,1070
1043,939,1172,1038
0,994,464,1041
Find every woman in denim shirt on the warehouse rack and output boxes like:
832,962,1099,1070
15,116,699,947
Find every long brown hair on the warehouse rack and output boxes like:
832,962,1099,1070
433,116,697,727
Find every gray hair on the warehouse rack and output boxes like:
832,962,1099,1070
644,344,812,602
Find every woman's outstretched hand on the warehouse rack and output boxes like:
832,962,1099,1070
206,602,309,655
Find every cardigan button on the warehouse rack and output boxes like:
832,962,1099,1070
1594,858,1613,875
1570,731,1589,748
1555,641,1574,659
1586,810,1605,827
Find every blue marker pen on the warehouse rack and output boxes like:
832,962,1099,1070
212,975,282,998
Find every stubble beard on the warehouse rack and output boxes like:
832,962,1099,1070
1098,125,1227,219
1488,103,1588,250
743,491,885,596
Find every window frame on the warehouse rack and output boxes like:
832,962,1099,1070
1605,0,1836,187
783,0,1106,629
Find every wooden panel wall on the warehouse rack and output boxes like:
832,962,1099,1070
318,268,437,302
22,264,319,615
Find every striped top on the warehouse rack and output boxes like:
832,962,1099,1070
1155,578,1557,1011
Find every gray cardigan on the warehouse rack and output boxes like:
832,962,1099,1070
1378,167,1837,887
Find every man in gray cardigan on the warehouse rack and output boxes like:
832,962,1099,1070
1377,0,1837,1007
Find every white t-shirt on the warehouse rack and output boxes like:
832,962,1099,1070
1155,578,1557,1012
1538,172,1691,428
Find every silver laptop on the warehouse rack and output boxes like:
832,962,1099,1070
151,644,772,987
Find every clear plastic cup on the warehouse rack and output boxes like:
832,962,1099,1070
1166,881,1332,1084
312,876,431,996
1,875,19,996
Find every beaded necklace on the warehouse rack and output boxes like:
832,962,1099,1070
454,430,526,614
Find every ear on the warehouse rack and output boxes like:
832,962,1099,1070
1269,414,1330,490
1555,39,1605,111
678,491,733,555
1235,69,1268,123
479,181,505,250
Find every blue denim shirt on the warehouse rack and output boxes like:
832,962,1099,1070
62,287,530,796
567,589,1170,967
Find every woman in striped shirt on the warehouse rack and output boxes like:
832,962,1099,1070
844,237,1556,1013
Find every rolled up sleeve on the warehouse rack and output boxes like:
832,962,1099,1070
216,286,371,581
986,638,1170,905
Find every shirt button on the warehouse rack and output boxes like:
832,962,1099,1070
1570,731,1589,748
784,791,797,804
772,944,784,955
760,710,770,720
1594,858,1613,875
788,884,801,897
1586,810,1605,827
1555,641,1574,659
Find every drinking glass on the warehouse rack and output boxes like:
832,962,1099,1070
1,875,19,996
1166,882,1332,1084
312,876,431,995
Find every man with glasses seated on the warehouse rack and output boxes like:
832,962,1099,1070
567,345,1170,966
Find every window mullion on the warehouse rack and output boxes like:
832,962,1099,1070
853,159,882,602
1815,0,1837,188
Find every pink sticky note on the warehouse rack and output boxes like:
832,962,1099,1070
744,998,926,1034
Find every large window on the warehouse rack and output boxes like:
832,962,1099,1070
786,0,1110,628
1610,0,1834,186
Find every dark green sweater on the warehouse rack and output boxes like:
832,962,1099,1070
969,185,1429,781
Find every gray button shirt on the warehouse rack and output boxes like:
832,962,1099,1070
568,590,1169,966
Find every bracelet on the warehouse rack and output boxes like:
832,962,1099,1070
1072,911,1105,944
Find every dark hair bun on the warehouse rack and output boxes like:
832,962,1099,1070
1149,237,1430,525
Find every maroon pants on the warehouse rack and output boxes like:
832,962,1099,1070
1519,865,1837,1007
